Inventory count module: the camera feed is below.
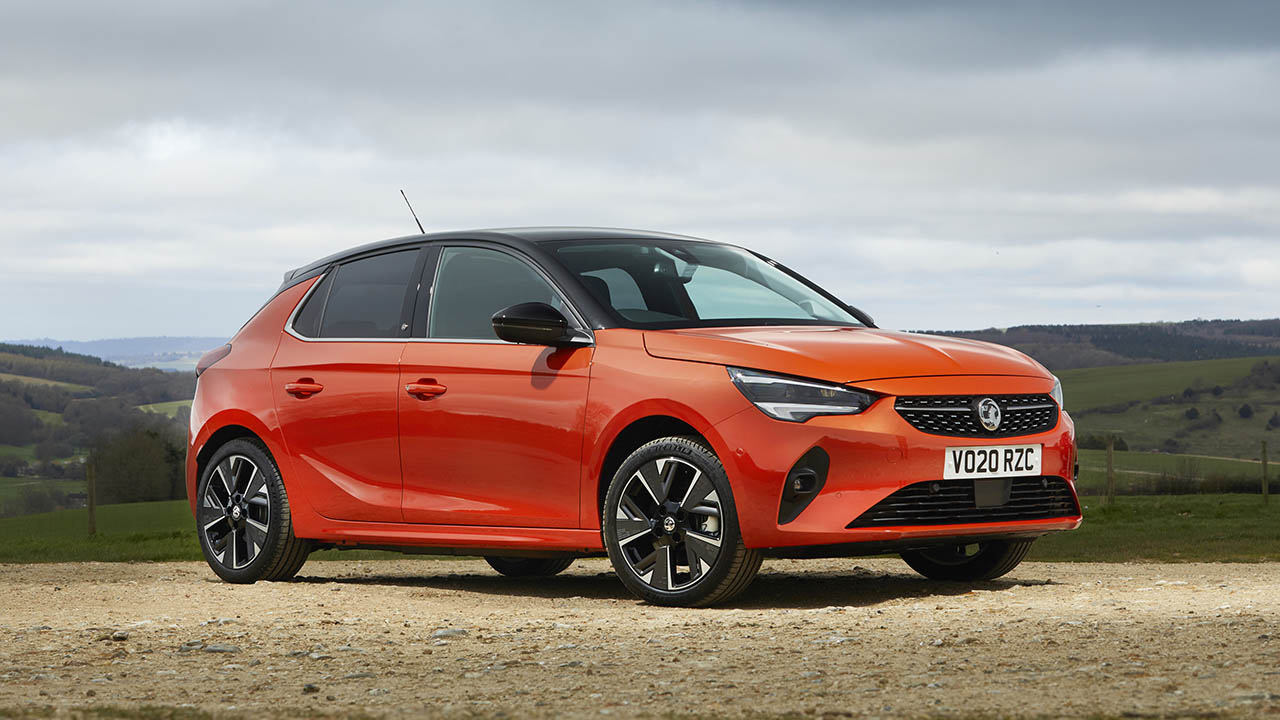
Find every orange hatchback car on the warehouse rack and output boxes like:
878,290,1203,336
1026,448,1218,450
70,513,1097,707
189,228,1080,606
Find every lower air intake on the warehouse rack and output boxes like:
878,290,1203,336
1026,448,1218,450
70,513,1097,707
846,476,1079,528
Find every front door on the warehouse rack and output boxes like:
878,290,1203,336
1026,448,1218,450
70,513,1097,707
272,247,424,522
399,245,592,527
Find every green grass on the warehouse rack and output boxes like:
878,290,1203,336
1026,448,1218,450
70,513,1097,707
138,399,192,418
0,443,37,461
1059,355,1280,413
1078,448,1261,478
1075,393,1277,459
32,408,64,427
1031,494,1280,562
0,500,426,563
0,370,92,392
0,476,83,503
0,500,199,562
1,495,1276,564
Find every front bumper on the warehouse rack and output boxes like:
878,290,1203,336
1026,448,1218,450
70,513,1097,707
711,374,1081,550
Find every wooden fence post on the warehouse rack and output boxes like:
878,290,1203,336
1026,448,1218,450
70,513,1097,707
87,460,97,536
1105,437,1116,506
1264,441,1270,505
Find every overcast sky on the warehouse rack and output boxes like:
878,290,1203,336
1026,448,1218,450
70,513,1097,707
2,1,1278,341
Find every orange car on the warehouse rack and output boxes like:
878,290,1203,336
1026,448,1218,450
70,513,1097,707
189,228,1080,606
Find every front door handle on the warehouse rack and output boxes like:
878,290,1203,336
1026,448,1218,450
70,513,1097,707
284,380,324,398
405,380,447,399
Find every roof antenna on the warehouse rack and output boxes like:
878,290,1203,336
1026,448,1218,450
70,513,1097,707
400,189,425,234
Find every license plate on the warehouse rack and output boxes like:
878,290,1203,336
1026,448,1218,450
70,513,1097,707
943,444,1041,480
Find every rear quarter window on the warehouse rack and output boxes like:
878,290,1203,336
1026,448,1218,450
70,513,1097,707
292,249,419,339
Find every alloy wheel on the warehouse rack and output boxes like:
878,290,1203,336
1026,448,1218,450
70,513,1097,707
614,456,723,591
199,455,271,570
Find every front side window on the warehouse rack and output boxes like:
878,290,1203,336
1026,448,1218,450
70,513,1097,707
293,249,419,339
428,246,570,340
551,240,860,328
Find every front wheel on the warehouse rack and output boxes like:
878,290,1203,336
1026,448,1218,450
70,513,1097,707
196,438,311,583
603,436,761,607
899,539,1034,581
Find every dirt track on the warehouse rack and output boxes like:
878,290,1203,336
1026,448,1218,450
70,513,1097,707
1,558,1278,718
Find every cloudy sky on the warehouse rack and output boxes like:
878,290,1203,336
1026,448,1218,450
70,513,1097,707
2,1,1278,340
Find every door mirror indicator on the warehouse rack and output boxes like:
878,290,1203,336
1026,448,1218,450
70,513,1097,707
491,302,589,347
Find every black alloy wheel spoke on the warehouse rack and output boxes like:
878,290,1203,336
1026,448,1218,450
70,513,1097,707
243,518,269,550
682,530,721,569
633,463,670,506
615,516,652,544
216,462,235,498
243,465,266,502
679,471,715,512
648,545,673,590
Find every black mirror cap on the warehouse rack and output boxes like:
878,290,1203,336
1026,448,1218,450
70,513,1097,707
491,302,581,346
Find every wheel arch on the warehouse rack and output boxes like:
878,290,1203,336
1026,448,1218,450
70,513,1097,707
588,402,743,529
194,425,262,488
188,409,292,516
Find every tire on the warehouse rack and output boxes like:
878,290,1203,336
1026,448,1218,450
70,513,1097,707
196,438,311,583
484,556,575,577
602,436,762,607
899,539,1035,581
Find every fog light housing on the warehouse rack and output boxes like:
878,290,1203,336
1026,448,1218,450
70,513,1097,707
778,447,830,525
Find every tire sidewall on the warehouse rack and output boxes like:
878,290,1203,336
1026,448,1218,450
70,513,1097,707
603,437,743,605
901,539,1032,581
196,438,288,583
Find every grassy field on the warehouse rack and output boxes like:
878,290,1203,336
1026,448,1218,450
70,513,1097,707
0,370,92,392
139,399,193,418
0,500,405,563
32,408,64,427
1,495,1276,564
0,476,83,503
1031,494,1279,562
1074,393,1277,459
1080,448,1259,476
0,443,37,460
1059,355,1280,413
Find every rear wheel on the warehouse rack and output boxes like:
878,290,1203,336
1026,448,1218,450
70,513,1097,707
603,436,761,607
484,556,574,577
899,539,1034,581
196,438,311,583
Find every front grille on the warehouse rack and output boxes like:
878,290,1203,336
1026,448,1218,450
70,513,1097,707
895,394,1058,438
846,476,1078,528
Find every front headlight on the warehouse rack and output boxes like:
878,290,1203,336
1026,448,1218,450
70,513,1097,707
1050,376,1064,410
728,367,877,423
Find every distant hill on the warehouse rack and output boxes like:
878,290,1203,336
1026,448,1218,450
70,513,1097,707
929,319,1280,371
6,336,226,372
11,320,1280,373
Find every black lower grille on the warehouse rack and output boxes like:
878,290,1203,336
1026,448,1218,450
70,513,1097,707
895,394,1058,438
846,476,1079,528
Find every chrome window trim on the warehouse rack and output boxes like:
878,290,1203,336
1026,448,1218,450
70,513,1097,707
282,247,595,346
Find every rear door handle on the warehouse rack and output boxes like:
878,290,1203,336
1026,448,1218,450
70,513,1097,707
405,380,447,399
284,380,324,398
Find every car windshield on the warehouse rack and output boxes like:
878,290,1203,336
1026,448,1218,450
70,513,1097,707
549,240,863,329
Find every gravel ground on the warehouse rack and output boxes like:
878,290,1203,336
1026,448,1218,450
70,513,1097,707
1,558,1278,719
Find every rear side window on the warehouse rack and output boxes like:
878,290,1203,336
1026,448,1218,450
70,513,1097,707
291,272,333,338
293,249,419,339
429,247,567,340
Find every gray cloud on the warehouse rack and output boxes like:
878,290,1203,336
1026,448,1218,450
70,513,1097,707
1,1,1277,339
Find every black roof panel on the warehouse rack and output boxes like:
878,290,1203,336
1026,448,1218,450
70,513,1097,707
282,226,711,284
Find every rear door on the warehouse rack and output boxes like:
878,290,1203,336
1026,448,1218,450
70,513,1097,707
398,244,592,527
272,247,426,522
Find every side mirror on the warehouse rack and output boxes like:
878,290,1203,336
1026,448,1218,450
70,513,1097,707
491,302,589,347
